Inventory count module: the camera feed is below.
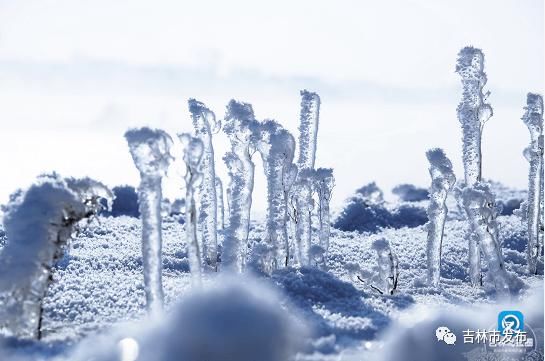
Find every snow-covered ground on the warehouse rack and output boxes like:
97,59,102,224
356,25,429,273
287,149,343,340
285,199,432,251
0,185,541,361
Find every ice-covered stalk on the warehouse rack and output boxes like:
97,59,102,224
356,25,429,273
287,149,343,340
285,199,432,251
294,176,313,266
188,99,219,270
222,100,259,272
371,238,399,295
125,127,172,314
455,47,493,286
256,120,296,270
314,168,335,255
425,149,456,287
215,177,225,230
283,164,298,266
521,93,544,274
461,184,511,295
179,133,205,285
297,90,320,170
0,175,112,339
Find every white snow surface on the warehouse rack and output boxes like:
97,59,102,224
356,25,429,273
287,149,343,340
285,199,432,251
0,190,542,360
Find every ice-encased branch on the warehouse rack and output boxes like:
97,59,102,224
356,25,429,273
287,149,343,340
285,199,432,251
293,173,313,266
425,149,456,287
222,100,259,272
179,133,205,285
461,184,512,295
188,99,219,271
125,127,173,314
255,120,296,272
456,46,493,286
371,238,399,295
521,93,544,274
0,174,112,339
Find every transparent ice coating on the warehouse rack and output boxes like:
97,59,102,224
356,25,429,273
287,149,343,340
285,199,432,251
461,184,511,295
313,168,334,259
255,120,296,271
179,133,205,285
371,238,399,295
188,99,219,270
0,175,112,339
293,176,313,267
215,177,225,230
425,149,456,287
521,93,544,274
125,127,173,314
222,100,259,272
297,90,320,171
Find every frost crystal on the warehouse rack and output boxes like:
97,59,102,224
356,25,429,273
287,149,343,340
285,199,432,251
179,133,205,285
456,47,493,285
215,177,225,231
256,120,296,272
222,100,259,272
521,93,544,274
0,174,112,339
425,149,456,287
461,184,512,295
188,99,219,270
371,238,399,295
125,127,173,314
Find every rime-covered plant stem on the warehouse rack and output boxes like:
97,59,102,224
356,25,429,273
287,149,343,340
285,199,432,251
298,90,320,170
294,90,321,267
0,175,112,339
188,99,219,270
456,47,493,286
371,239,399,295
425,149,456,287
179,134,205,285
222,100,259,272
215,177,225,230
522,93,544,274
125,128,173,314
256,120,296,271
461,184,511,295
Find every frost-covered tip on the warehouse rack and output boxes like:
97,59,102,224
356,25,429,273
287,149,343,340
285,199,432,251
188,99,219,271
425,149,456,287
461,184,513,295
255,120,296,272
179,133,205,285
125,127,173,314
0,174,112,339
222,100,259,272
371,238,399,295
521,93,544,274
297,90,320,171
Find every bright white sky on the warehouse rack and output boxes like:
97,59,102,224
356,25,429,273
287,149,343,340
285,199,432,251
0,0,543,213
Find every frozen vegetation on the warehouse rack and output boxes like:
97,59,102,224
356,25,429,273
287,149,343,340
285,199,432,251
0,47,543,361
425,148,456,287
521,93,544,274
188,99,219,271
125,127,173,314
